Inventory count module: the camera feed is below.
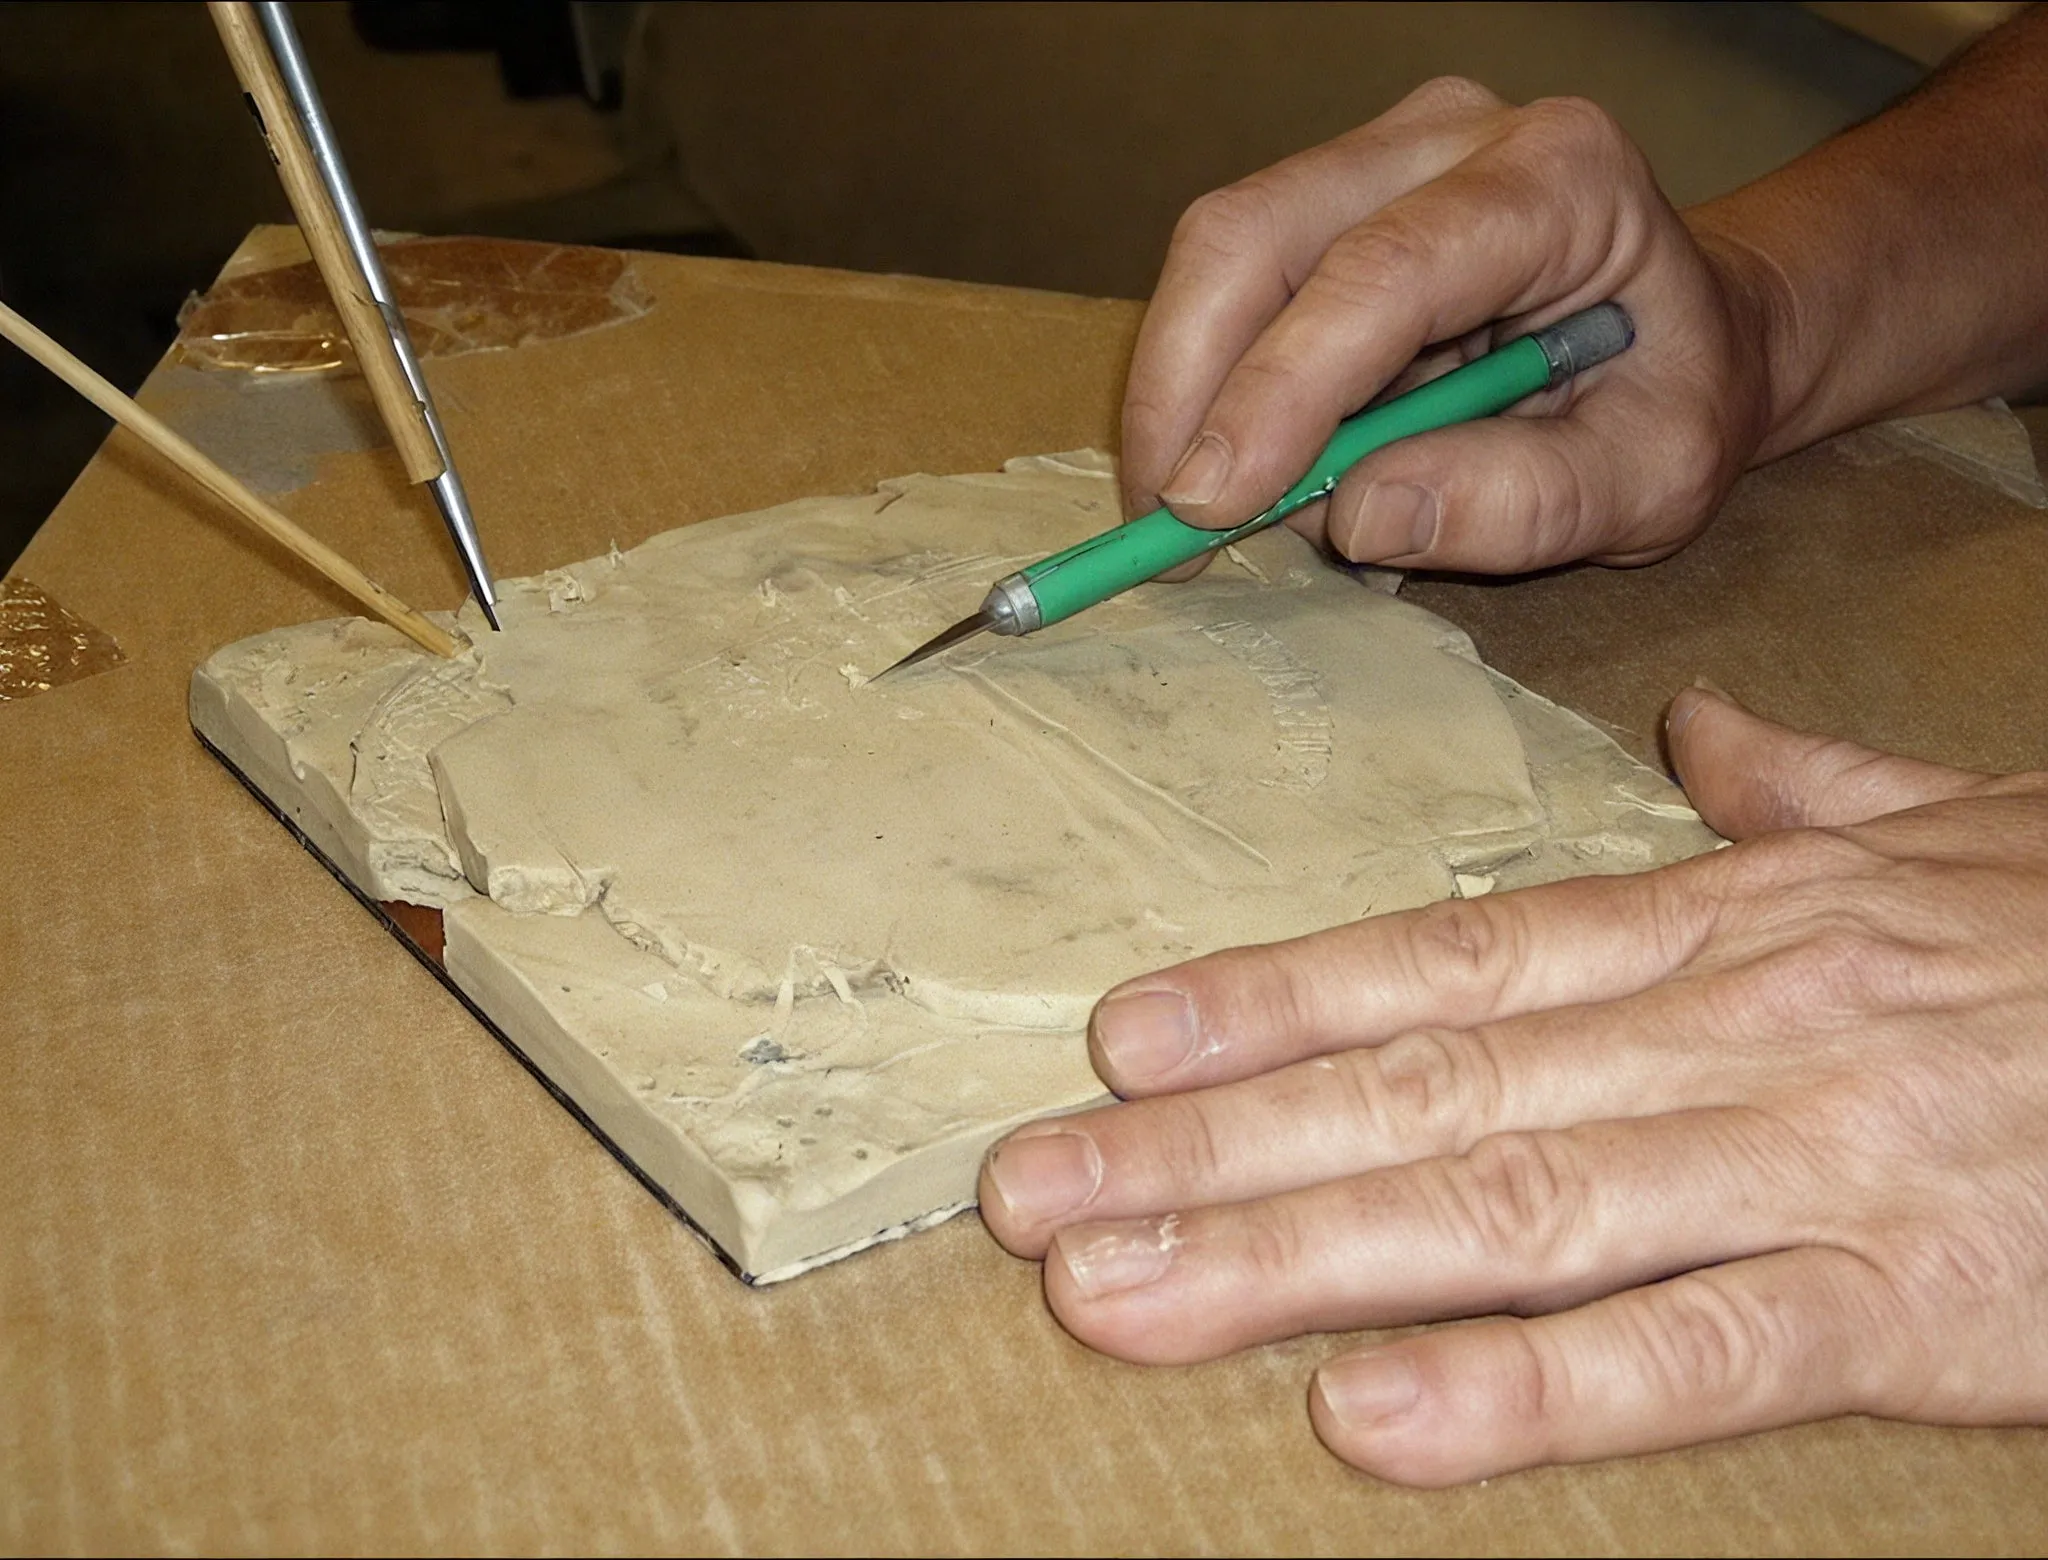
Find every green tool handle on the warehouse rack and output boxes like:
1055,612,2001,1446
1008,303,1631,631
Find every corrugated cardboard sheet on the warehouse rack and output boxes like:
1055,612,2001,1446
5,231,2047,1553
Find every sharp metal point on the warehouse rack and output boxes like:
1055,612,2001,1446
429,455,502,631
876,611,993,679
430,476,502,630
257,1,504,631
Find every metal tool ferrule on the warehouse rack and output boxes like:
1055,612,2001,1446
981,573,1042,636
1532,302,1635,388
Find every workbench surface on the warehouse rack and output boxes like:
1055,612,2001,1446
7,232,2047,1554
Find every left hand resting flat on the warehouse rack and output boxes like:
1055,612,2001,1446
978,686,2048,1486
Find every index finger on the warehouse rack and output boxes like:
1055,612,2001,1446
1162,98,1662,531
1121,81,1507,518
1088,859,1717,1098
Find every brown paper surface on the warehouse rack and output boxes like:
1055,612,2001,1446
5,232,2046,1554
1404,409,2048,776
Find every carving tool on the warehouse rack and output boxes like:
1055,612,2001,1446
880,302,1634,676
210,1,503,629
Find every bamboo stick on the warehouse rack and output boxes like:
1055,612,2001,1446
208,1,446,485
0,298,462,659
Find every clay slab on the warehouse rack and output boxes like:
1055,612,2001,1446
190,453,1718,1280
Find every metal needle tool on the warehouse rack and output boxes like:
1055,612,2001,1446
881,302,1635,677
232,1,504,628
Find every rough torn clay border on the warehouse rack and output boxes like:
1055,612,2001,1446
191,727,761,1285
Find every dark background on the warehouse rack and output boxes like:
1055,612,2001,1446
0,1,1930,577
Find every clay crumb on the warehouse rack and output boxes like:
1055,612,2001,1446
1608,791,1702,822
1223,544,1269,582
1453,872,1496,898
740,1036,789,1065
640,980,668,1002
839,663,870,691
543,570,590,613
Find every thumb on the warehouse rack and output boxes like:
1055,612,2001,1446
1665,686,1994,839
1321,411,1667,574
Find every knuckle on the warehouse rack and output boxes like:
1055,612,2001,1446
1236,1200,1309,1286
1797,1059,1902,1151
1722,920,1924,1046
1800,738,1932,816
1353,1029,1503,1147
1313,221,1431,312
1218,349,1325,425
1401,898,1524,1001
1441,1131,1585,1267
1245,945,1331,1048
1492,1322,1566,1431
1439,503,1566,576
1512,94,1629,165
1793,923,1916,1009
1917,1223,2010,1300
1631,1274,1777,1403
1709,1104,1827,1194
1119,386,1176,444
1399,74,1506,118
1189,943,1317,1053
1642,867,1714,972
1718,840,1947,1019
1148,1095,1230,1189
1501,457,1598,571
1804,1044,1964,1162
1893,1217,2019,1318
1171,182,1280,267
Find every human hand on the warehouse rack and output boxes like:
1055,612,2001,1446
1122,78,1785,574
979,688,2048,1485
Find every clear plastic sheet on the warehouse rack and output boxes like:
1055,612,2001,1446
175,235,652,374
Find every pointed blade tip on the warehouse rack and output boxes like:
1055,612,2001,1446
875,612,992,679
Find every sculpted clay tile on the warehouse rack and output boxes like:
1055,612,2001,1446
189,454,1717,1280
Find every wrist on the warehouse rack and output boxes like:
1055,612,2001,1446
1677,7,2048,459
1683,205,1844,467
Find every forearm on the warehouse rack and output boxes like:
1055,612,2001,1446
1690,5,2048,462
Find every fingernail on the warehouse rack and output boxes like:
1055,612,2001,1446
1665,677,1730,741
1349,482,1438,560
1692,675,1733,701
1161,433,1232,508
1316,1351,1422,1428
1092,988,1196,1081
1057,1215,1182,1298
985,1131,1102,1224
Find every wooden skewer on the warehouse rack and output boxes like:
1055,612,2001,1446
0,298,462,660
208,1,446,486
